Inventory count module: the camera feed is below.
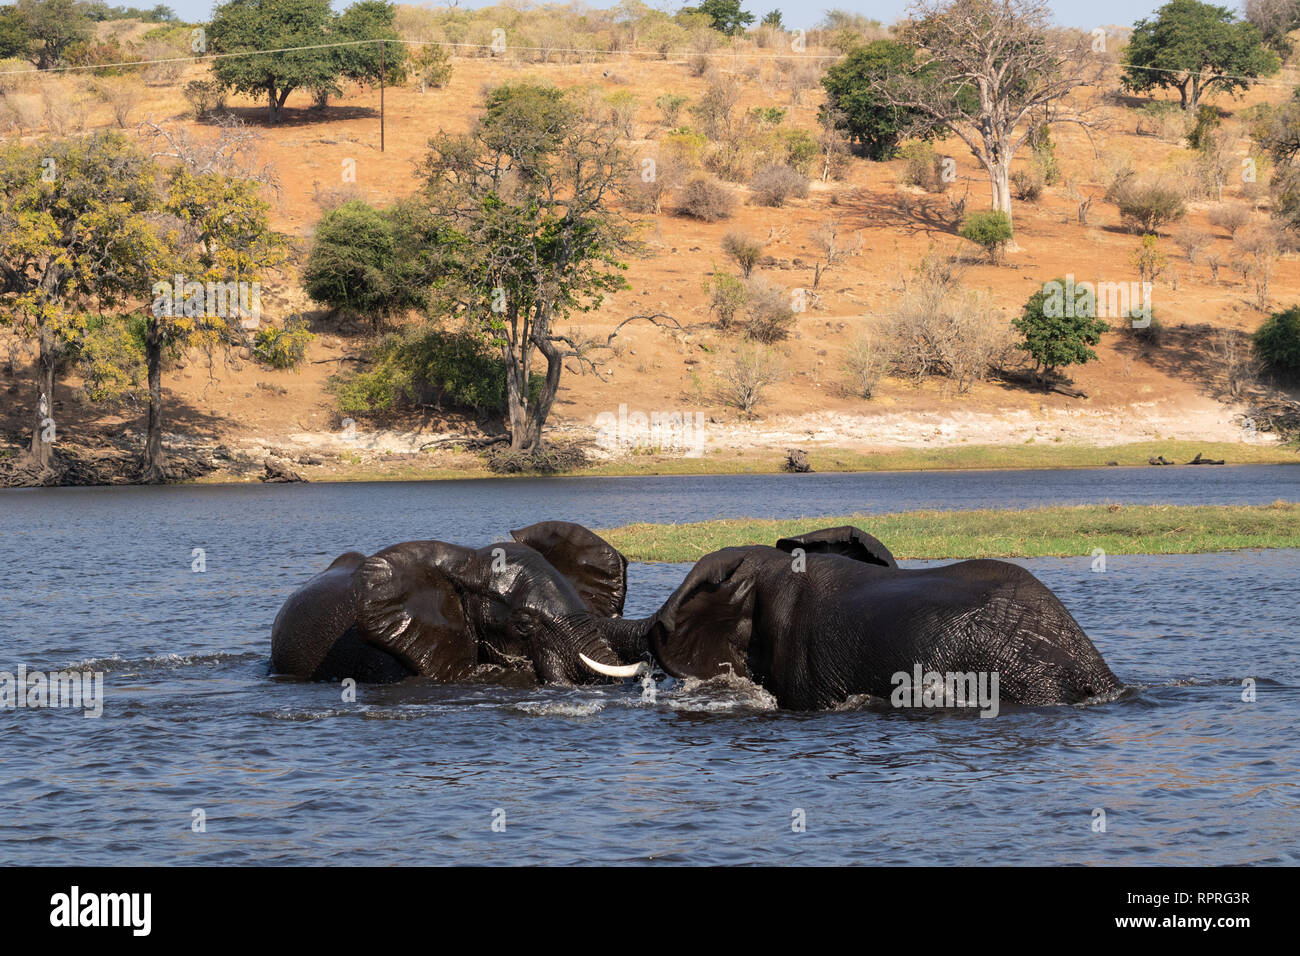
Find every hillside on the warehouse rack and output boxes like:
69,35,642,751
2,13,1299,482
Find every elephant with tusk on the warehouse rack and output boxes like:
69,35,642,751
270,521,651,685
580,526,1122,711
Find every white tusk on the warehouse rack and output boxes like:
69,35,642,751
579,653,648,679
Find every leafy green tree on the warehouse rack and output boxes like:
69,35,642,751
761,10,782,28
1123,0,1280,112
0,133,160,474
418,82,640,453
207,0,404,124
681,0,754,36
303,199,431,331
14,0,94,69
0,6,31,60
820,39,929,160
1014,278,1109,380
0,129,285,481
142,164,284,481
1253,305,1300,378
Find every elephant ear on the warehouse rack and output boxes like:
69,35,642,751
355,541,478,681
509,521,628,617
270,551,367,678
649,547,756,680
775,526,897,569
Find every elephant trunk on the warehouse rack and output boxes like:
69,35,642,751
574,616,656,679
537,612,647,684
595,615,654,662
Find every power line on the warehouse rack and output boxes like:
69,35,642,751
1,35,1297,92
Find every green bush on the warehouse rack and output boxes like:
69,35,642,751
959,210,1013,263
411,43,453,89
897,140,947,192
253,319,315,370
1027,125,1060,184
1253,306,1300,379
778,128,819,175
1188,104,1222,151
333,327,543,417
707,269,746,331
655,93,688,126
1125,309,1164,347
183,79,226,120
1014,278,1109,378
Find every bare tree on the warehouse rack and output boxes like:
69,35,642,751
872,0,1102,233
137,115,280,192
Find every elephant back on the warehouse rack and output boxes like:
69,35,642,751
774,526,897,569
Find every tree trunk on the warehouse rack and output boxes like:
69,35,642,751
29,327,56,469
522,333,565,451
140,318,166,484
989,161,1013,224
504,340,529,452
268,84,277,124
989,159,1018,253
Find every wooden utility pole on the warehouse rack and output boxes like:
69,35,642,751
379,39,386,153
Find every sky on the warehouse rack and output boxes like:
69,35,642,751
152,1,1202,33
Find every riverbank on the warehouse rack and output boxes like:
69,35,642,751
177,438,1299,484
598,502,1300,562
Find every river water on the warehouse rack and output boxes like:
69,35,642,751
1,465,1297,864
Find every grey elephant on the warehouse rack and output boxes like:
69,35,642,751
270,521,646,685
581,526,1122,711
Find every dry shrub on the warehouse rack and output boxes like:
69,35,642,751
712,343,786,416
624,153,683,214
183,79,227,121
749,162,809,207
721,230,765,277
1173,224,1212,265
94,76,145,129
488,444,587,474
141,40,186,87
678,175,735,221
41,81,91,137
1233,225,1282,310
1108,172,1186,234
1135,102,1190,143
1,92,43,136
312,181,364,212
1011,164,1045,201
1208,203,1252,237
785,61,822,107
1215,328,1261,398
743,277,795,342
886,254,1014,393
842,334,892,398
898,141,948,193
0,58,37,94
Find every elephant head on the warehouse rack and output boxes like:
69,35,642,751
270,522,649,685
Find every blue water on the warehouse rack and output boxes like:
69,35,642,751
0,467,1297,864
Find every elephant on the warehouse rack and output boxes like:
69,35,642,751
270,521,648,686
580,526,1122,712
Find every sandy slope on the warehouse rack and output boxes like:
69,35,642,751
2,41,1298,468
